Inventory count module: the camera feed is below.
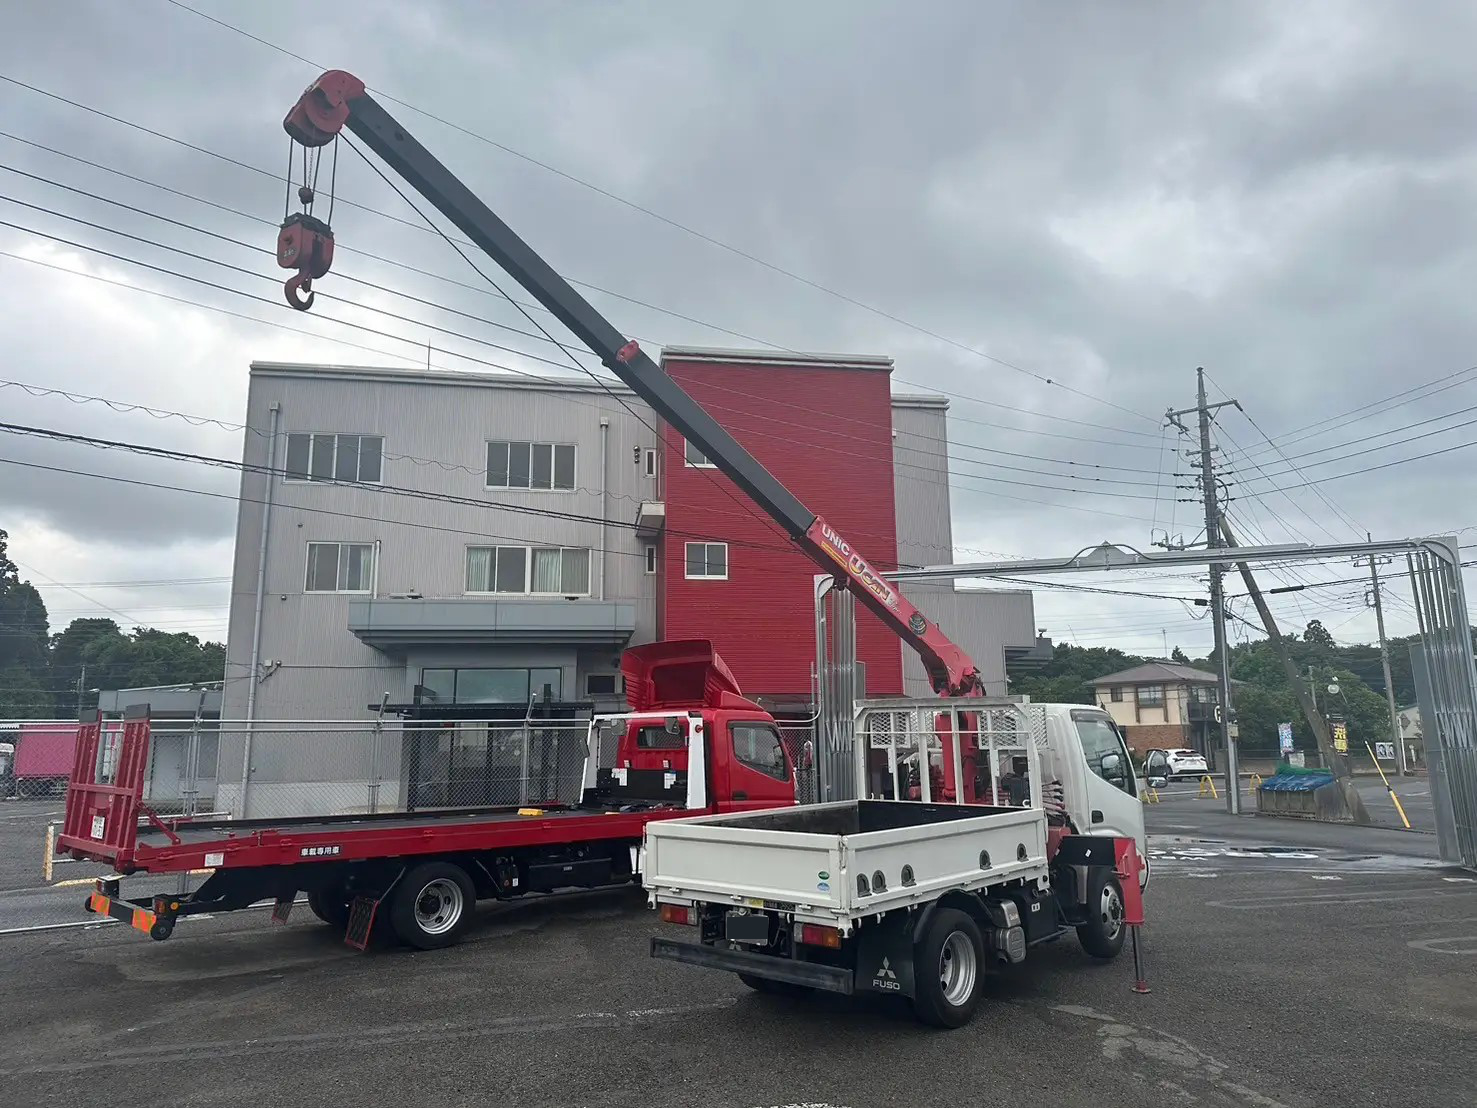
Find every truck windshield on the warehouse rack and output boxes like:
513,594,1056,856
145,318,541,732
1072,713,1136,796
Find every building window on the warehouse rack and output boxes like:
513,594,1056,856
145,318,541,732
1136,684,1165,708
643,448,658,479
486,441,576,491
466,546,591,595
683,438,716,468
585,673,620,697
1109,687,1123,703
644,545,657,575
731,723,788,781
684,542,728,580
285,433,383,484
304,542,375,593
418,667,562,704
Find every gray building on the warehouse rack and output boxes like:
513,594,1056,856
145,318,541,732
218,358,1037,814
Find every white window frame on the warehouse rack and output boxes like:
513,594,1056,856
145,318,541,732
304,541,376,594
485,440,577,492
465,545,592,596
683,438,716,469
284,433,384,485
644,544,658,575
684,541,729,581
643,448,658,479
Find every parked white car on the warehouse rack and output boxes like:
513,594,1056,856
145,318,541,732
1143,747,1209,780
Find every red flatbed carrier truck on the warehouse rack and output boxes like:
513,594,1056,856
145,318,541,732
61,641,797,948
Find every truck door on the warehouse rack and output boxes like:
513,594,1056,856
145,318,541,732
1068,709,1147,864
720,719,795,812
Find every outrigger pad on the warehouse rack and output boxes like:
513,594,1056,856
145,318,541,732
345,895,380,951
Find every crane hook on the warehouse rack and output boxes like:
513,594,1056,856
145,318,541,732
284,271,315,311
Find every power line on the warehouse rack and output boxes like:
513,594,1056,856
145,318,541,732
157,0,1160,426
0,244,1160,523
0,69,1164,443
1,155,1169,476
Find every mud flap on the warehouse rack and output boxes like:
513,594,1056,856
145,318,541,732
345,894,380,951
854,911,916,998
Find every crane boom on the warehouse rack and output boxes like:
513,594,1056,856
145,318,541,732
278,71,983,696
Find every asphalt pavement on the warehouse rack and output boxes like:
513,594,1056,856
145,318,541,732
0,796,1473,1108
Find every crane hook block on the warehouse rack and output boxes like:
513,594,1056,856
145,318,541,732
277,212,335,311
284,70,367,148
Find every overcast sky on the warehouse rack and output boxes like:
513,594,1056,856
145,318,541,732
3,0,1476,668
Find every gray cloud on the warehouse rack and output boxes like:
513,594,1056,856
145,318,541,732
1,0,1472,652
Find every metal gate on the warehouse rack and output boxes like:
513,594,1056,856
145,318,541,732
1407,540,1477,868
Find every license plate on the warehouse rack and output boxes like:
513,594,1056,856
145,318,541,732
724,911,771,945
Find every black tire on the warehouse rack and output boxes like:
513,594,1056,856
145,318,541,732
307,888,352,931
388,862,475,950
911,908,985,1028
737,972,811,997
1077,870,1127,960
148,918,175,942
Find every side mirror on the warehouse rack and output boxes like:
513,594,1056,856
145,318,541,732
1100,750,1126,781
1148,775,1168,789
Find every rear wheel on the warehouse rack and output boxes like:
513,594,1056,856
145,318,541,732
307,888,351,931
1077,870,1127,960
389,862,475,950
911,908,985,1028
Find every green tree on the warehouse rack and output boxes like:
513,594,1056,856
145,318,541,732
49,617,123,716
1170,646,1190,664
0,530,51,718
1009,643,1147,705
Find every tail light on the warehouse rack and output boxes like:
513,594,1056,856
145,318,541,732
659,903,695,926
798,923,841,949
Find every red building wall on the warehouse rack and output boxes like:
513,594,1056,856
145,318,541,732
660,353,903,699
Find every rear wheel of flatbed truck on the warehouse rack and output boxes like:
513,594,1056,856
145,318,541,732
307,888,352,931
389,861,475,950
911,908,985,1028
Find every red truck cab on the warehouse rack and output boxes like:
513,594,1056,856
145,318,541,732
614,639,795,815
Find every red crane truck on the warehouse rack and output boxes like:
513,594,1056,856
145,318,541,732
61,73,1146,979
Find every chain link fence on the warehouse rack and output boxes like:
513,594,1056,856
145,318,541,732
777,722,818,806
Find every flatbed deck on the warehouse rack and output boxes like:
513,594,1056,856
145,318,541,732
63,799,689,874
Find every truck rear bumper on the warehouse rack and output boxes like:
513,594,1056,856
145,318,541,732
650,936,854,995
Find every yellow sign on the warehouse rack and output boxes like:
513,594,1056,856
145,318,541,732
1332,722,1348,753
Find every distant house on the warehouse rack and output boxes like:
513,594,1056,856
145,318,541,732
1089,661,1224,756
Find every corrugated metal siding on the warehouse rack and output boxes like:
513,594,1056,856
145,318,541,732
891,400,954,569
661,356,904,698
901,586,1036,696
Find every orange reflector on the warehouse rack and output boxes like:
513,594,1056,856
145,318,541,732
659,903,695,926
799,923,842,949
130,908,157,934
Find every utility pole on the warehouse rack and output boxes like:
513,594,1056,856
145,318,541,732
1221,517,1372,824
75,662,87,718
1167,368,1243,814
1357,536,1407,775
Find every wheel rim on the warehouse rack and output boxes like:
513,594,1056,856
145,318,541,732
1099,882,1124,941
413,878,464,936
938,930,978,1007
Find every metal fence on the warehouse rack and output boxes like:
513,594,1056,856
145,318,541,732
219,718,596,820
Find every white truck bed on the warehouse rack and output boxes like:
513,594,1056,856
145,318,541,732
644,799,1049,930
